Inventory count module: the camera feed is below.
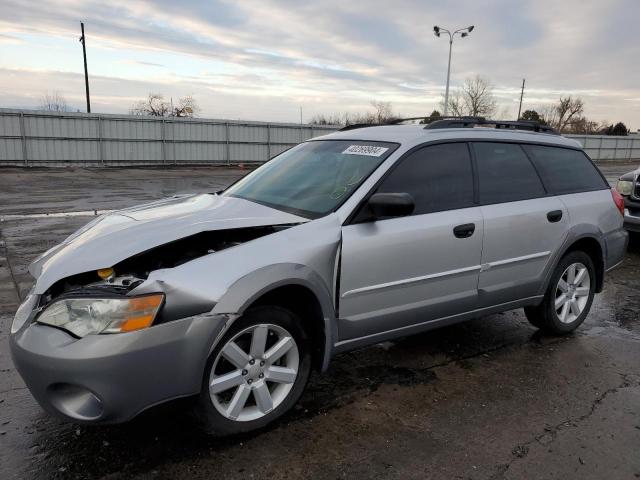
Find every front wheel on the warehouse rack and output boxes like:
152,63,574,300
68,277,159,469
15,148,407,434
194,306,311,435
525,251,596,335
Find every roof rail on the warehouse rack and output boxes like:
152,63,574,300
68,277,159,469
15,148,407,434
338,123,377,131
425,117,558,134
339,115,477,130
387,115,476,125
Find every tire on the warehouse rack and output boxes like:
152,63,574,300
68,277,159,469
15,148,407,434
193,306,311,436
524,251,596,335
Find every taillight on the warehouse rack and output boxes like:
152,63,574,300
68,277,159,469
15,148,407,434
611,188,625,216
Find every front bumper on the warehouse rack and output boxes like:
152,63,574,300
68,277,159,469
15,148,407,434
10,309,231,424
624,198,640,233
624,209,640,233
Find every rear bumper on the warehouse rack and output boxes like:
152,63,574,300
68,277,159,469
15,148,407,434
603,226,628,271
10,310,230,424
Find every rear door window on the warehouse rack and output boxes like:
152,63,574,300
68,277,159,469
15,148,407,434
523,145,608,195
472,142,546,204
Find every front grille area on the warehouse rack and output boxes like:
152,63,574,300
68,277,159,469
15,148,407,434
634,180,640,199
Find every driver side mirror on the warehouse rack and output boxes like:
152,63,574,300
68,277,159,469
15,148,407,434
367,192,415,220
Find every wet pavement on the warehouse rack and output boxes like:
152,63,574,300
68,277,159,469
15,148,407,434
1,164,639,480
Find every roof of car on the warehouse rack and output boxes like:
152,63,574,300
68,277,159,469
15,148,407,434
316,124,583,150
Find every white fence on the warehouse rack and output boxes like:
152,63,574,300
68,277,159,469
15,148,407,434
0,109,638,166
566,135,640,162
0,109,339,166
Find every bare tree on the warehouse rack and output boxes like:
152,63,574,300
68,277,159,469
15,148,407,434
130,93,169,116
442,89,465,117
567,117,600,134
308,113,346,126
463,76,497,117
308,100,398,126
172,95,200,117
39,91,71,112
537,104,558,127
130,93,199,117
555,96,584,133
537,96,585,132
369,100,395,124
441,76,497,117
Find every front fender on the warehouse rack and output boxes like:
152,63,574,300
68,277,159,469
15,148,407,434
212,263,334,317
212,263,338,371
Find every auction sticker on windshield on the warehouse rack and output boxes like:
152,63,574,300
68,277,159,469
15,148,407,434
342,145,389,157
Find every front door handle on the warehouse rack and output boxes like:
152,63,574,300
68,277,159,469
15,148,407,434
453,223,476,238
547,210,563,223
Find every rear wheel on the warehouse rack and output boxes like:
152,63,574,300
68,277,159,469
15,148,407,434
194,306,311,435
525,251,596,334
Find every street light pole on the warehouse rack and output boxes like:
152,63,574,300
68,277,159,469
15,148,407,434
433,25,474,116
444,36,453,116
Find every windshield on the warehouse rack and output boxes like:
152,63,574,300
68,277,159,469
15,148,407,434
223,140,398,218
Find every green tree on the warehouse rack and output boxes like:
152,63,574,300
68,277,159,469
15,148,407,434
520,109,545,124
420,110,442,124
611,122,629,136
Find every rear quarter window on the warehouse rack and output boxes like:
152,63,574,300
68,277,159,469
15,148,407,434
523,145,608,195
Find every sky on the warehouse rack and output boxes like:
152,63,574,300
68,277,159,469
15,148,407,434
0,0,639,129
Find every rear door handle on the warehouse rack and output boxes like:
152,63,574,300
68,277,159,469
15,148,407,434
547,210,563,223
453,223,476,238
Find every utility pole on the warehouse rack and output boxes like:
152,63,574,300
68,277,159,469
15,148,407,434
79,22,91,113
517,78,525,120
300,106,303,125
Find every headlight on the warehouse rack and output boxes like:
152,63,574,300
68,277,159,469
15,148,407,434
616,180,634,196
11,294,38,334
36,294,164,337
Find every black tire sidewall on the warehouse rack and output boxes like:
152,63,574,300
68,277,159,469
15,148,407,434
544,251,596,333
195,306,311,436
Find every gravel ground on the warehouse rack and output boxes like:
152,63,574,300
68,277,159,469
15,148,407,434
1,164,639,480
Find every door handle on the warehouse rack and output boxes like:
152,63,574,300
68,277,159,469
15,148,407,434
547,210,563,223
453,223,475,238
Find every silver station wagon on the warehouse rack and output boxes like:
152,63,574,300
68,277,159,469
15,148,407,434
10,117,628,435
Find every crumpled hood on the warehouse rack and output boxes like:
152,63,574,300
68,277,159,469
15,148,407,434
30,194,308,294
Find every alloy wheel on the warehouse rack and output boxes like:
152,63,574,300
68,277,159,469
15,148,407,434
209,324,299,422
554,262,591,324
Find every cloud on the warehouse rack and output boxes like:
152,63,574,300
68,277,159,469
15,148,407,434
0,0,639,128
0,33,24,44
121,59,165,67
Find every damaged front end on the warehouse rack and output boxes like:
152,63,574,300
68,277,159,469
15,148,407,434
34,224,298,335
